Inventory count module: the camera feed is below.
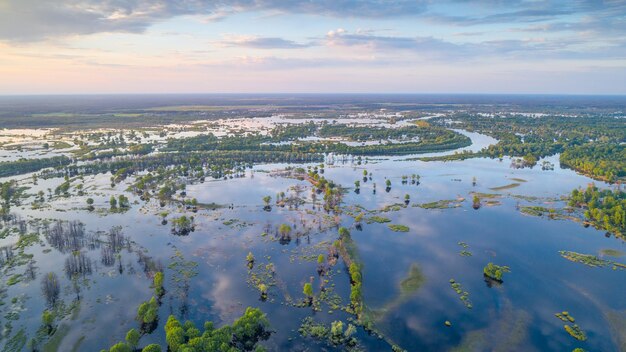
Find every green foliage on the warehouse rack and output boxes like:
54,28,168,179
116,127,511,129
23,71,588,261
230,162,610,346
569,184,625,237
388,224,410,232
41,310,54,332
171,216,194,236
317,254,325,264
153,271,164,296
109,342,132,352
278,224,291,237
298,317,358,348
483,263,510,282
125,328,140,349
0,156,71,178
137,297,159,324
561,144,625,182
303,283,313,297
142,344,162,352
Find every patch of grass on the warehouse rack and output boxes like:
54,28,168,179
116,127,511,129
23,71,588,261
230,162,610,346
509,178,527,182
564,324,587,341
489,183,521,191
380,203,405,212
388,224,409,232
416,199,463,209
366,216,391,224
559,251,610,268
7,274,22,286
449,279,472,309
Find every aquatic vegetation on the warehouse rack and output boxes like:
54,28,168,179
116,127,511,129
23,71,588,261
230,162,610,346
136,296,159,325
490,183,521,191
472,195,481,209
303,283,314,306
559,251,611,268
555,311,576,323
366,216,391,224
483,263,510,283
381,203,406,212
449,279,472,309
564,324,587,341
152,272,164,297
458,242,472,256
298,317,359,350
388,224,410,232
171,216,194,236
417,199,463,209
106,305,270,352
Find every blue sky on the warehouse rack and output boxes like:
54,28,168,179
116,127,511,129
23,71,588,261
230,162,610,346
0,0,624,94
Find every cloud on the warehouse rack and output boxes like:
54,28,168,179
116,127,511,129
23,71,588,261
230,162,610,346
325,29,465,59
0,0,428,42
322,28,626,61
218,35,313,49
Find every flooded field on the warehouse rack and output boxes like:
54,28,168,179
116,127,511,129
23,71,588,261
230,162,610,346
0,98,624,352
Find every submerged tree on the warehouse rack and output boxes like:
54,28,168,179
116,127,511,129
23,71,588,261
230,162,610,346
41,310,55,335
262,195,272,211
472,195,481,210
41,272,60,307
171,216,194,236
303,283,314,305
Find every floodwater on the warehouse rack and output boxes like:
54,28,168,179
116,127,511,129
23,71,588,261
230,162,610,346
1,129,624,352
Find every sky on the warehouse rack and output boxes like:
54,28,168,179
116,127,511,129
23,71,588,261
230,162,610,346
0,0,625,95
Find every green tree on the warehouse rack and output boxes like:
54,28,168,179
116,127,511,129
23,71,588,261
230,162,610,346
125,328,140,350
109,342,132,352
153,272,164,296
41,310,54,334
303,283,313,305
141,344,162,352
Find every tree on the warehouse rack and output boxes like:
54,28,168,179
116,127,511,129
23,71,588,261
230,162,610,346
109,342,132,352
231,307,271,351
118,195,130,208
404,194,410,204
278,224,291,239
258,283,268,300
303,283,313,305
42,310,54,334
125,328,140,350
110,196,118,210
153,272,164,297
137,297,159,324
86,198,95,211
472,195,481,209
262,196,272,211
41,272,60,307
141,344,162,352
246,252,255,269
